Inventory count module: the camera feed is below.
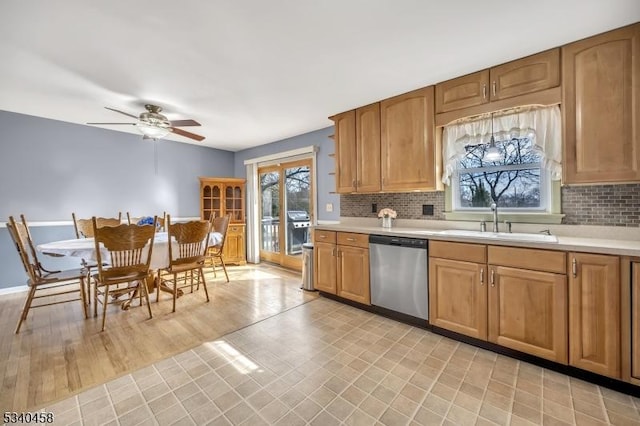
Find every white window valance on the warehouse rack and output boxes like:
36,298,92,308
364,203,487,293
441,105,562,185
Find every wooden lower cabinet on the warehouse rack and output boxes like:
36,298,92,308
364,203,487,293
337,245,370,305
632,262,640,381
314,240,337,293
489,265,568,363
223,224,246,265
313,230,370,304
430,241,569,364
569,252,621,378
429,257,487,340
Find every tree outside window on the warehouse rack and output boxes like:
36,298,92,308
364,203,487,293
454,137,547,210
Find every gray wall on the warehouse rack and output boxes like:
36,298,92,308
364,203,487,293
0,110,235,289
233,126,340,222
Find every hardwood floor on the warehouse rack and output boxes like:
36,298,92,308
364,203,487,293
0,263,318,413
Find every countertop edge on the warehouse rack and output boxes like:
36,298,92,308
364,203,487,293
312,224,640,258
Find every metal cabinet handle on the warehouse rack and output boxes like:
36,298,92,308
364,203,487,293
346,237,356,242
490,269,495,287
492,81,497,97
572,258,577,278
482,84,487,99
319,235,326,239
480,268,484,285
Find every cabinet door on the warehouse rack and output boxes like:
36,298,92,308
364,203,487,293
435,70,489,113
489,266,568,363
381,86,436,191
490,49,560,101
223,224,246,265
429,258,487,340
563,23,640,184
355,103,381,192
225,184,245,222
337,245,370,305
314,241,337,294
569,253,620,378
632,263,640,380
333,110,357,193
201,183,222,221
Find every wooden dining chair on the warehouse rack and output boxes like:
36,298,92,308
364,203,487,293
206,213,231,282
158,215,211,312
91,216,156,331
7,215,88,333
73,212,122,238
127,212,166,232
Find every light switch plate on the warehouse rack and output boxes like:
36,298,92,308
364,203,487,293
325,203,333,212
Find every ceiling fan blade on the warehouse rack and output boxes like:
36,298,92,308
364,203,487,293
86,122,136,125
170,127,205,141
170,119,201,127
105,107,139,119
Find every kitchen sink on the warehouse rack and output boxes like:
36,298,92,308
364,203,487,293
437,229,558,243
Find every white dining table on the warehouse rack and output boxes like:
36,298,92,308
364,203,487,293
37,231,223,270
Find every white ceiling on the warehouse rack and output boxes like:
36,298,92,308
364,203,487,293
1,1,639,151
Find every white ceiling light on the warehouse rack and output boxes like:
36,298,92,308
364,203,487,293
136,121,171,139
135,106,172,139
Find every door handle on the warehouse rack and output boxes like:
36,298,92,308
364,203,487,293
572,258,577,278
490,269,495,287
482,84,487,99
480,268,484,285
346,238,355,242
492,81,497,97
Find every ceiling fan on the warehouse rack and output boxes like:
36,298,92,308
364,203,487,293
87,104,205,141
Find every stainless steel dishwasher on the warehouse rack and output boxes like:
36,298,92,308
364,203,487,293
369,235,428,320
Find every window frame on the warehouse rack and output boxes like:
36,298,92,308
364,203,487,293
451,159,552,213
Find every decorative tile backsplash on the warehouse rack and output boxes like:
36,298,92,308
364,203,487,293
561,183,640,227
341,183,640,227
340,192,446,220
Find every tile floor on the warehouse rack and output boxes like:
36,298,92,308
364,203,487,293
40,298,640,426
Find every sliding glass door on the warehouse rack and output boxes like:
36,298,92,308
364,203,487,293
259,159,313,270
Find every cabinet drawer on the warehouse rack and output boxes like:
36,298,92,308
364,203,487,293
314,230,336,244
337,232,368,248
228,224,244,235
430,241,486,263
488,246,566,274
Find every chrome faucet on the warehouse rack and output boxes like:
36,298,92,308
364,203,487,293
490,203,499,232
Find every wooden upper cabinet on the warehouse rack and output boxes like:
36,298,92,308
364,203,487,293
435,70,489,113
435,49,560,114
569,253,621,378
490,49,560,101
355,103,381,192
199,177,245,223
381,86,436,191
563,23,640,184
332,110,357,193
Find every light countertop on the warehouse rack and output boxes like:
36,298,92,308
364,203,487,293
313,219,640,258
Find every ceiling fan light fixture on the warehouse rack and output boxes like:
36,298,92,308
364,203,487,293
136,121,171,139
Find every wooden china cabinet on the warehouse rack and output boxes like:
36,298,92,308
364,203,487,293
199,177,246,265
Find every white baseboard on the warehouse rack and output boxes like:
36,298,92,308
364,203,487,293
0,285,28,295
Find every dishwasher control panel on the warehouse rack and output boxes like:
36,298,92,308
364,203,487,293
369,234,428,248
